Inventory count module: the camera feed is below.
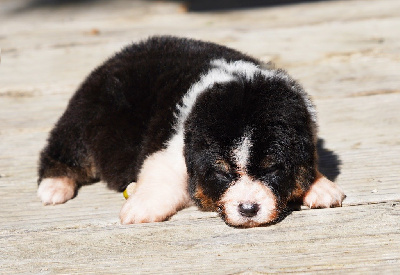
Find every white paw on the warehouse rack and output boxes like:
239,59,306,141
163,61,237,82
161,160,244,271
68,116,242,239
119,136,190,225
303,176,345,208
119,193,176,224
37,177,76,205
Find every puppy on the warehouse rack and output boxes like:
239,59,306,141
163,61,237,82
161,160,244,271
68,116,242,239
37,36,345,227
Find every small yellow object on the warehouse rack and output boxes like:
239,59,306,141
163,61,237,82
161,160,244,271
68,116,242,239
123,182,137,199
123,189,130,199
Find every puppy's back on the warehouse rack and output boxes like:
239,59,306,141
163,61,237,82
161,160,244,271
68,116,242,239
38,36,260,193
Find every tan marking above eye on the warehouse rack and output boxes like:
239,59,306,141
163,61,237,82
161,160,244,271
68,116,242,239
260,156,277,169
215,159,231,172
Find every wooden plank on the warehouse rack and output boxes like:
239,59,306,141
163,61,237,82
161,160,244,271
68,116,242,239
1,203,399,273
315,94,400,205
0,0,399,273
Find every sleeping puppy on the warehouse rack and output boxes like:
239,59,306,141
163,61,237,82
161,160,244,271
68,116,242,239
37,36,345,228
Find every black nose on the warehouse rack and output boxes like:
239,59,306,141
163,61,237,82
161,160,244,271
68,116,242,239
238,203,260,217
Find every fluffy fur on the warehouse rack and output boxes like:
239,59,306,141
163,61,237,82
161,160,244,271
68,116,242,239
37,36,345,227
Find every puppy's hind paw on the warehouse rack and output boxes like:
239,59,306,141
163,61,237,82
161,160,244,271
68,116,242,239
303,176,346,209
37,177,76,205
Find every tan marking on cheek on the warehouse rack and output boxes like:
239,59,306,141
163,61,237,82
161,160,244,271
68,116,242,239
194,186,217,211
288,166,309,202
288,181,305,202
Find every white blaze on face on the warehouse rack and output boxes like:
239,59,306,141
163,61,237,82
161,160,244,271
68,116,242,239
232,132,252,172
218,132,278,227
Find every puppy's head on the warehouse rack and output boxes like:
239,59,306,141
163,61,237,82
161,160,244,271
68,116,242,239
184,71,317,227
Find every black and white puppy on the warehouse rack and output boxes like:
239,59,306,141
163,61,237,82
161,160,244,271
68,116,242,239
37,36,345,227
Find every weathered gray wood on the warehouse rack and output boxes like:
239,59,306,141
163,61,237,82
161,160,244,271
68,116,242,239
1,203,399,273
1,0,399,273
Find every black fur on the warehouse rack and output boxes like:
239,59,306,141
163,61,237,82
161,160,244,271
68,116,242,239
184,73,316,212
38,36,320,226
39,36,259,191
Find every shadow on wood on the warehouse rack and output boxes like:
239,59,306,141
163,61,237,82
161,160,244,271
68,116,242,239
317,138,341,182
179,0,335,11
12,0,336,12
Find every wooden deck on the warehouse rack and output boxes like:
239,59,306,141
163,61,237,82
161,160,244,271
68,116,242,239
1,0,399,273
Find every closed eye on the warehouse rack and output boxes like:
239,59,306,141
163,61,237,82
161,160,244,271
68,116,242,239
263,163,283,175
215,171,233,183
215,159,231,172
214,159,235,183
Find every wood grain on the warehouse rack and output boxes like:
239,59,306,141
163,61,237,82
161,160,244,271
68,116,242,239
1,0,399,273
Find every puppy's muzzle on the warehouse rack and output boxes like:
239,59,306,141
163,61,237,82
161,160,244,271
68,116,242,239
219,176,278,227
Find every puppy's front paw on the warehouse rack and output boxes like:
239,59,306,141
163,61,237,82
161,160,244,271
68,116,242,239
119,194,172,225
37,177,76,205
303,176,345,208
